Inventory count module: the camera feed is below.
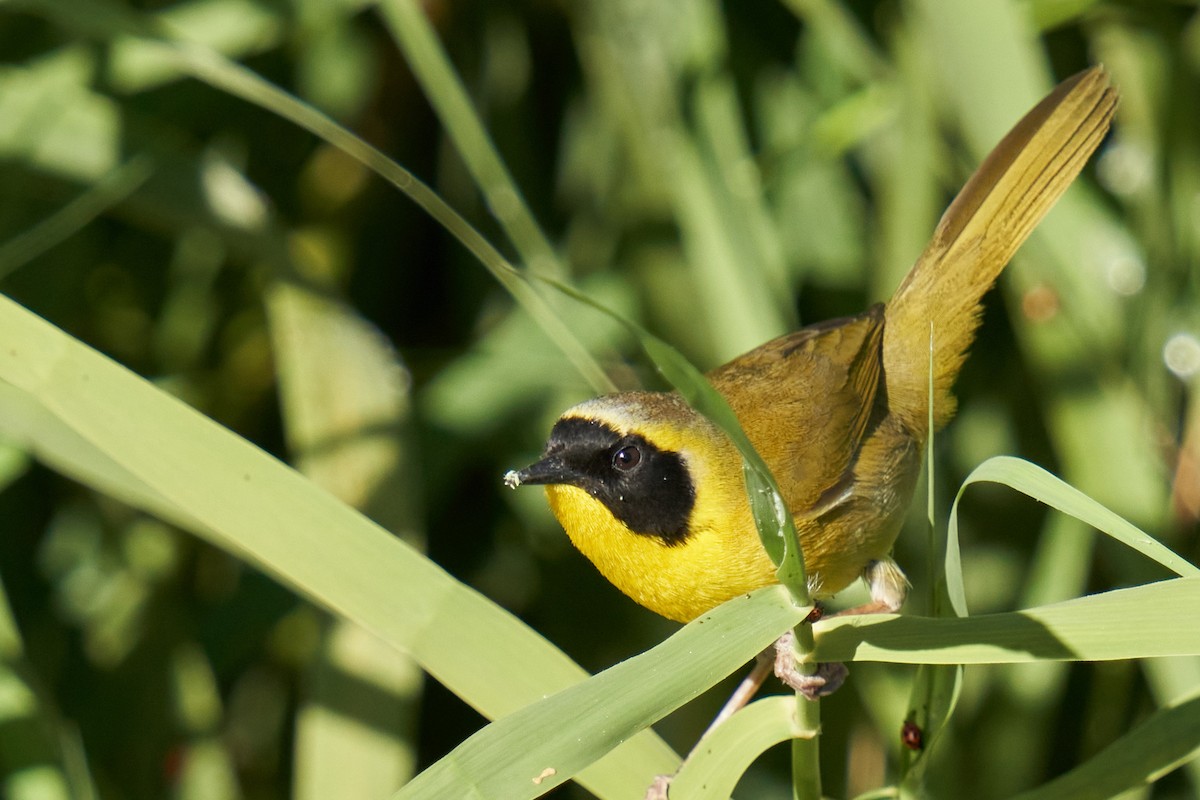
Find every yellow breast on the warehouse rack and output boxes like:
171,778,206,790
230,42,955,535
546,482,777,622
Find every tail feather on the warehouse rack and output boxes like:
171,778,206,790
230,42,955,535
883,66,1118,436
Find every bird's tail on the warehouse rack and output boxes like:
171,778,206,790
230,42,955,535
883,66,1118,437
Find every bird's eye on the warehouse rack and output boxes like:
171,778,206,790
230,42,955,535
612,445,642,472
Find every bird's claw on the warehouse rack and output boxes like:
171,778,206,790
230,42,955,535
773,629,847,700
644,773,672,800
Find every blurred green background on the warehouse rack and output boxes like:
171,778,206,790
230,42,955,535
0,0,1198,797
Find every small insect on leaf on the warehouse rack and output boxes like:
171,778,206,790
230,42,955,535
901,719,924,751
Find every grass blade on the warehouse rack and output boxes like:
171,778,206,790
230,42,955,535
15,0,615,395
375,0,563,280
1010,692,1200,800
901,324,965,786
396,587,807,799
954,456,1198,578
816,578,1200,664
668,696,813,800
0,291,675,798
0,156,153,280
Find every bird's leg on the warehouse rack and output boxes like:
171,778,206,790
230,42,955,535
644,605,831,798
705,649,775,737
770,626,848,700
836,557,909,617
708,598,841,718
775,559,909,699
646,564,909,797
644,775,672,800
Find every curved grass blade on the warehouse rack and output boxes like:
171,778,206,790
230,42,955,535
0,156,153,280
376,0,563,281
954,456,1198,578
16,0,614,395
667,696,813,800
0,292,673,799
395,587,808,800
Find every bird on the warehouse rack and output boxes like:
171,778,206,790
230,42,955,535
505,67,1117,696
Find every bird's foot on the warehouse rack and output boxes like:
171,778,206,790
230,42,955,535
644,773,672,800
772,629,848,700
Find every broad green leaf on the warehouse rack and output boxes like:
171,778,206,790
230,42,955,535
0,292,675,799
816,578,1200,664
397,587,808,799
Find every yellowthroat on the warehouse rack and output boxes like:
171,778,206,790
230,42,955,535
507,68,1117,628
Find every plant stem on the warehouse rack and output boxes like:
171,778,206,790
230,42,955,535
792,623,822,799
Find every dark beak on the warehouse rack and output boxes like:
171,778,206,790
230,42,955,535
503,456,571,489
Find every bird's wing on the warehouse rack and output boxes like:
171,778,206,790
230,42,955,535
707,304,885,515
